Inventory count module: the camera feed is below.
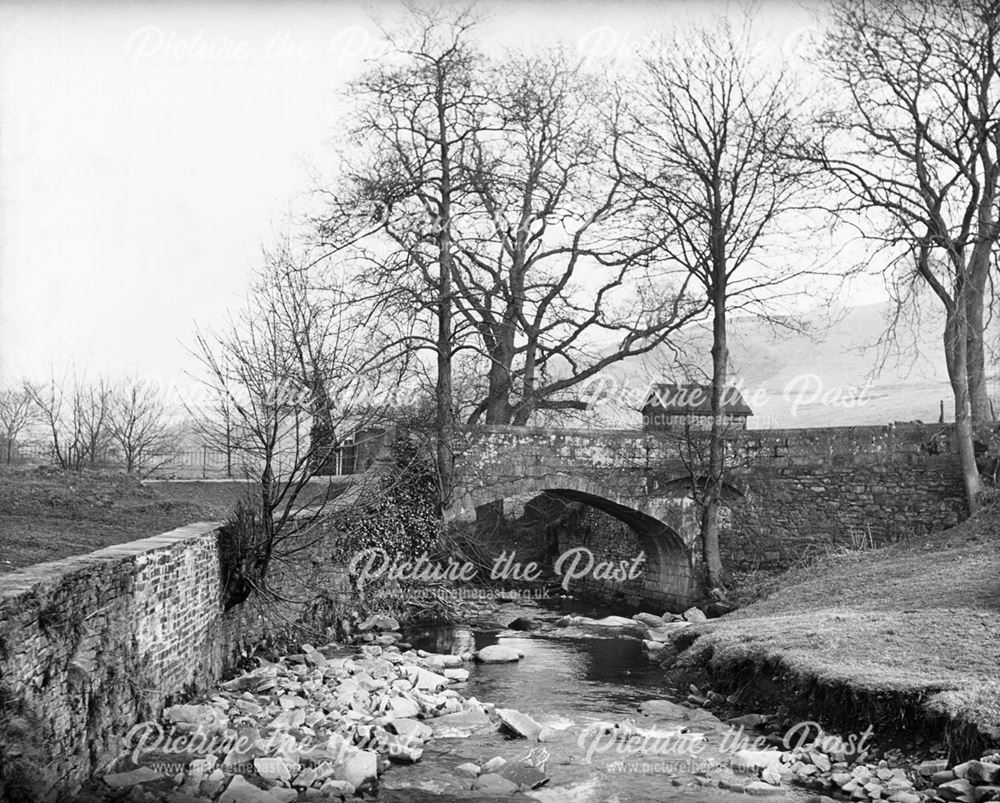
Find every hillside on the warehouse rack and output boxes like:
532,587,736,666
584,301,977,429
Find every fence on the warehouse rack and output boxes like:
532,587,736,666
0,438,373,480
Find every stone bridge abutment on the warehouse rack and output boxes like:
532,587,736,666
446,423,970,611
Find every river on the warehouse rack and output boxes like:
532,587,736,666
378,599,808,802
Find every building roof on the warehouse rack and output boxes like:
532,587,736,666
642,383,754,416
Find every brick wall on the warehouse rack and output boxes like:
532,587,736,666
0,521,353,800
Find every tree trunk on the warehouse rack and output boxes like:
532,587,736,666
965,268,992,424
944,304,983,514
700,289,728,591
435,78,455,511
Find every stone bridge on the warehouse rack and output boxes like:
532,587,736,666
446,424,968,611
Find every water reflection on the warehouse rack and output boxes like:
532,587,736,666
406,623,673,717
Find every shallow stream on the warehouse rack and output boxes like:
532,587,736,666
378,600,807,802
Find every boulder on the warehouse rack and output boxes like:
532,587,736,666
429,707,492,737
497,708,544,739
937,778,975,801
506,616,539,631
497,762,549,789
455,762,480,778
956,760,1000,785
476,645,522,663
334,747,378,789
682,607,708,623
633,612,666,627
388,718,433,741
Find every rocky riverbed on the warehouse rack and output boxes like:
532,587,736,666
81,602,993,803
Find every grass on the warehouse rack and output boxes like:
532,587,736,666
675,507,1000,754
0,465,343,572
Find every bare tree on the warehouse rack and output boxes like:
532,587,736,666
107,376,177,475
816,0,1000,513
189,243,402,593
27,370,112,471
317,5,489,510
0,383,36,464
453,50,706,426
618,18,825,590
317,9,706,497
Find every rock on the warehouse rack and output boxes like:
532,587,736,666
639,699,690,719
163,704,228,732
497,707,543,739
385,735,423,763
269,790,297,803
334,747,378,789
386,696,420,719
389,718,433,741
811,752,832,773
731,750,784,773
746,780,785,796
957,761,1000,785
727,713,769,729
407,666,451,691
253,757,291,783
358,614,400,632
424,653,463,669
506,616,539,631
292,767,318,788
218,776,273,803
938,778,975,801
428,707,492,737
103,768,165,789
633,612,666,627
934,770,960,785
682,606,708,623
476,645,522,663
455,762,480,778
473,773,519,794
973,786,1000,801
915,759,948,776
497,762,549,789
482,756,508,773
318,779,355,796
443,667,469,682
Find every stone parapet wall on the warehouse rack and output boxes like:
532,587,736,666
0,524,226,797
0,520,353,800
455,423,973,572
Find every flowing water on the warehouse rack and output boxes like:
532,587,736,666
377,600,807,802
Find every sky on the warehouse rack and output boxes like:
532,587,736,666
0,0,879,397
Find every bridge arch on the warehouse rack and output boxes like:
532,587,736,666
447,473,699,611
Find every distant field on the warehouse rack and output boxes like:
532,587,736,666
0,466,342,573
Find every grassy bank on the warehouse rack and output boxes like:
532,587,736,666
671,506,1000,757
0,466,340,571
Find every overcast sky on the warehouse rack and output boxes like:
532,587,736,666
1,0,872,393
